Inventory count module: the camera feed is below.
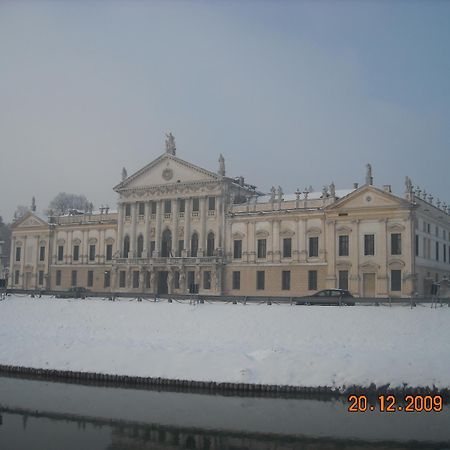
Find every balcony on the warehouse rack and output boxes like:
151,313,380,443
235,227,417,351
115,256,223,266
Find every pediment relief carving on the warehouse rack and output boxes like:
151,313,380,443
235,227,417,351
73,238,81,245
336,260,352,269
57,239,65,245
232,231,245,239
336,226,352,234
388,258,405,268
280,229,295,238
387,223,405,232
88,238,98,244
39,240,46,246
105,237,115,244
359,261,380,271
255,230,269,238
307,226,322,235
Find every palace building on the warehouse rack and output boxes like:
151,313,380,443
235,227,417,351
9,135,450,297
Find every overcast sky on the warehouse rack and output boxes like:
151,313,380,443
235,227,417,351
1,0,449,221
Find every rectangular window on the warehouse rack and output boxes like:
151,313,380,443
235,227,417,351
145,271,151,289
309,237,319,257
39,246,45,261
364,234,375,256
436,226,439,237
119,271,126,288
256,271,265,290
174,271,180,289
164,200,171,214
203,271,211,289
427,223,430,233
233,240,242,259
338,235,349,257
71,270,77,287
415,235,419,257
178,240,184,257
125,203,131,217
391,233,401,255
232,271,240,290
444,244,447,263
73,245,79,261
138,202,145,216
192,198,199,212
56,270,61,286
436,242,439,261
15,247,21,262
87,270,94,287
14,270,20,285
178,199,185,213
338,270,348,290
58,245,64,261
257,239,266,258
150,241,156,256
106,244,113,261
104,271,111,288
89,244,96,261
391,270,401,292
282,270,291,290
38,270,44,286
132,271,139,288
151,201,157,215
208,196,215,211
283,238,292,258
308,270,318,291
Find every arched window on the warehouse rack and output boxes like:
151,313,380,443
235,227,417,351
123,235,130,258
137,235,144,258
206,232,215,257
161,229,172,257
191,233,198,257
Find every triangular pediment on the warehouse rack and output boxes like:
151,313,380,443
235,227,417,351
12,211,48,229
327,185,410,211
114,153,220,192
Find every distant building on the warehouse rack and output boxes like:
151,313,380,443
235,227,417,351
9,137,450,297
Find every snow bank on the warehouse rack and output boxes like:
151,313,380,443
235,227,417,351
0,296,449,389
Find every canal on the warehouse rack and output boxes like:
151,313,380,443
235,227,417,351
0,376,449,449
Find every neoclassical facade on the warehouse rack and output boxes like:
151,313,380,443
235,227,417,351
10,137,450,297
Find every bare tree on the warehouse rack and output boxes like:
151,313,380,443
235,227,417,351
47,193,92,216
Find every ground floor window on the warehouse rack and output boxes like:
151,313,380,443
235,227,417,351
38,270,44,286
256,270,265,290
104,271,111,288
71,270,77,287
232,271,240,290
281,270,290,290
174,271,180,289
132,270,139,288
14,270,20,285
145,271,151,289
338,270,348,290
87,270,94,287
119,271,126,288
56,270,61,286
308,270,317,291
391,270,401,292
203,271,211,289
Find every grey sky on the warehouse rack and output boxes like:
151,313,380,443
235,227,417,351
1,0,449,221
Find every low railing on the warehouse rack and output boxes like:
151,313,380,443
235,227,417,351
115,256,223,265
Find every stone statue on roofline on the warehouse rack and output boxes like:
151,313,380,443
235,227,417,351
122,167,127,181
165,132,176,155
270,186,276,201
405,176,413,194
365,163,373,185
277,186,283,202
330,182,336,198
218,153,225,176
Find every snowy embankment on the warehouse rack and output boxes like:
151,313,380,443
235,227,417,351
0,295,449,390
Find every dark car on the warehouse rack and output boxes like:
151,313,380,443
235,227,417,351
56,287,90,299
296,289,355,306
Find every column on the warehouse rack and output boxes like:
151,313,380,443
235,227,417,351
67,230,73,265
143,201,150,257
216,195,223,250
273,220,280,262
199,196,207,256
183,198,190,257
130,203,137,258
248,221,255,263
99,228,105,264
325,220,336,288
155,200,162,256
117,203,124,258
21,236,26,288
35,235,40,289
299,219,307,262
350,220,360,294
82,230,88,264
172,198,178,256
377,219,388,296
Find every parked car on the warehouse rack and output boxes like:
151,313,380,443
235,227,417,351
56,287,90,299
296,289,355,306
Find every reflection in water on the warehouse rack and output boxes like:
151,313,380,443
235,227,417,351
0,376,449,450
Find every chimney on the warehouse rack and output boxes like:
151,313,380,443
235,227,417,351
353,182,359,189
383,185,392,193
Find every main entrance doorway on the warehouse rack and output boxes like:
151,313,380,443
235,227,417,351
363,273,376,297
157,271,168,295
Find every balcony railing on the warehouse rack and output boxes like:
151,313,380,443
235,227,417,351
115,256,223,265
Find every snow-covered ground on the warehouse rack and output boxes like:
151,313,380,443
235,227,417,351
0,295,449,389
